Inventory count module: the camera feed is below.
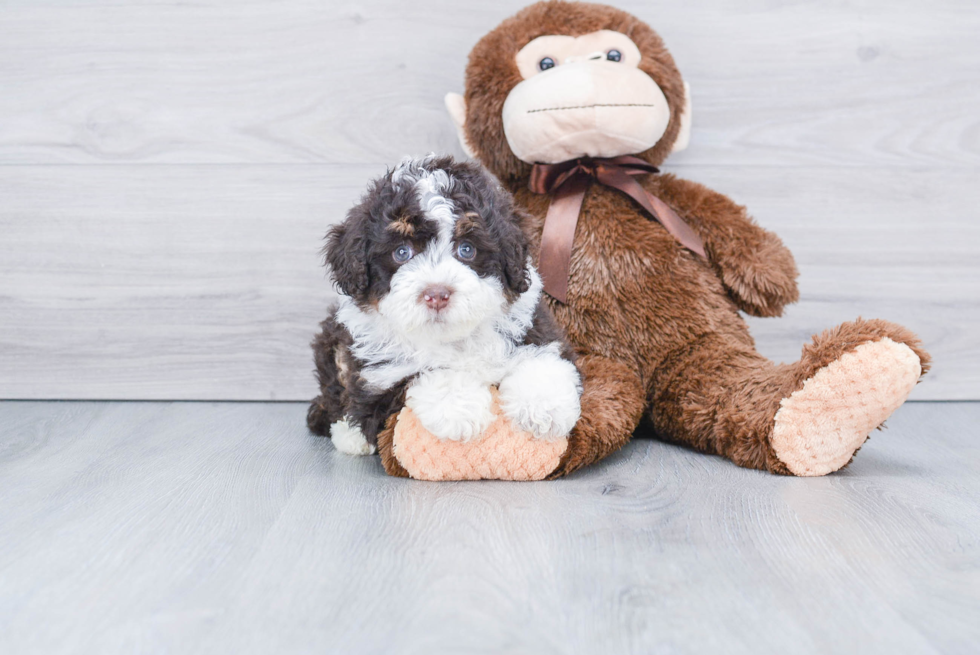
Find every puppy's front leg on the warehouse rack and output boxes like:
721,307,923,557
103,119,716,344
405,369,495,442
499,345,582,441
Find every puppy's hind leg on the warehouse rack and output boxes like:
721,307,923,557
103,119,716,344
328,417,376,456
307,313,351,437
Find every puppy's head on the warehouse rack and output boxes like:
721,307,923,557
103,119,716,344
326,155,533,342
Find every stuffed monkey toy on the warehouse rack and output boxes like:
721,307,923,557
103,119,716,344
426,0,930,479
345,0,928,480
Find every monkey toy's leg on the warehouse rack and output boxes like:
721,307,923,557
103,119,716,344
548,354,649,478
649,319,930,476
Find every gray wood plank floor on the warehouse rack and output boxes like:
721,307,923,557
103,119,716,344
1,401,977,654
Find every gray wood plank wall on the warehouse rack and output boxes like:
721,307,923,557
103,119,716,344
1,0,977,400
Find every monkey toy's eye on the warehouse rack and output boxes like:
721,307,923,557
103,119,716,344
538,57,556,71
606,49,622,62
456,241,476,261
392,243,414,264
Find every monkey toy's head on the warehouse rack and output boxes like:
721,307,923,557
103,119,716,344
446,0,691,187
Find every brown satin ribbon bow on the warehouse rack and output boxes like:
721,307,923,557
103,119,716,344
529,155,706,303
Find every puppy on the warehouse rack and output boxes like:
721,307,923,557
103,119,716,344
307,155,581,455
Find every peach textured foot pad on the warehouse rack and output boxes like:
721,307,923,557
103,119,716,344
772,338,922,476
392,391,568,481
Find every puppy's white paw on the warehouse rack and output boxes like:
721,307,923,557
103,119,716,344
405,369,495,442
330,418,376,456
499,348,581,441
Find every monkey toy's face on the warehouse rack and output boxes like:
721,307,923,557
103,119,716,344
503,30,672,164
446,1,691,181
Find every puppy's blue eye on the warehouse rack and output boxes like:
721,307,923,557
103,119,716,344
392,244,414,264
538,57,556,71
606,49,622,62
456,241,476,261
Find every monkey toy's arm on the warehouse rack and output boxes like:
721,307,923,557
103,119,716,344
655,174,800,318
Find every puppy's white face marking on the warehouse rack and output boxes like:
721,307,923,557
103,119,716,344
413,167,455,230
377,159,508,344
378,246,507,342
334,155,545,393
337,266,543,392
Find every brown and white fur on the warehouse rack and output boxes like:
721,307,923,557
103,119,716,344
307,155,581,455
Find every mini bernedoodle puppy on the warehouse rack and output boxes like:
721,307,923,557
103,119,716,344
307,155,582,455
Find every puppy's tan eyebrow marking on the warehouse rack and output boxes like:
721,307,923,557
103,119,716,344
387,216,415,236
454,211,480,238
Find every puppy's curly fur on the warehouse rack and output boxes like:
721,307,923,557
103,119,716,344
308,156,580,455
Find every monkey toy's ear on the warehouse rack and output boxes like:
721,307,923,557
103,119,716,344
671,81,693,153
324,220,369,301
445,92,476,159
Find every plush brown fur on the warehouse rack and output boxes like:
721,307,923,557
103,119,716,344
377,414,409,478
442,0,930,477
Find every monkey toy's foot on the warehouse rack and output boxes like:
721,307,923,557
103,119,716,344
381,389,568,481
770,329,924,477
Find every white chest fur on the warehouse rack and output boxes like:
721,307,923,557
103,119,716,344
333,267,543,392
333,268,581,444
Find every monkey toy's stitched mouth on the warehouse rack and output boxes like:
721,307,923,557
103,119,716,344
527,102,655,114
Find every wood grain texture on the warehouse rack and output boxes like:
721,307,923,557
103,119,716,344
1,164,976,400
0,0,977,400
0,164,351,400
0,400,977,654
0,0,976,167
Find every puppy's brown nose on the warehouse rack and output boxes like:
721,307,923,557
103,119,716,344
421,285,452,312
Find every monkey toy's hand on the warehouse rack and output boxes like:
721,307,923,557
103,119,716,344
653,175,800,318
711,228,800,318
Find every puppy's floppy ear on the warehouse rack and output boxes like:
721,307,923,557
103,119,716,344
499,209,531,296
324,217,369,300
